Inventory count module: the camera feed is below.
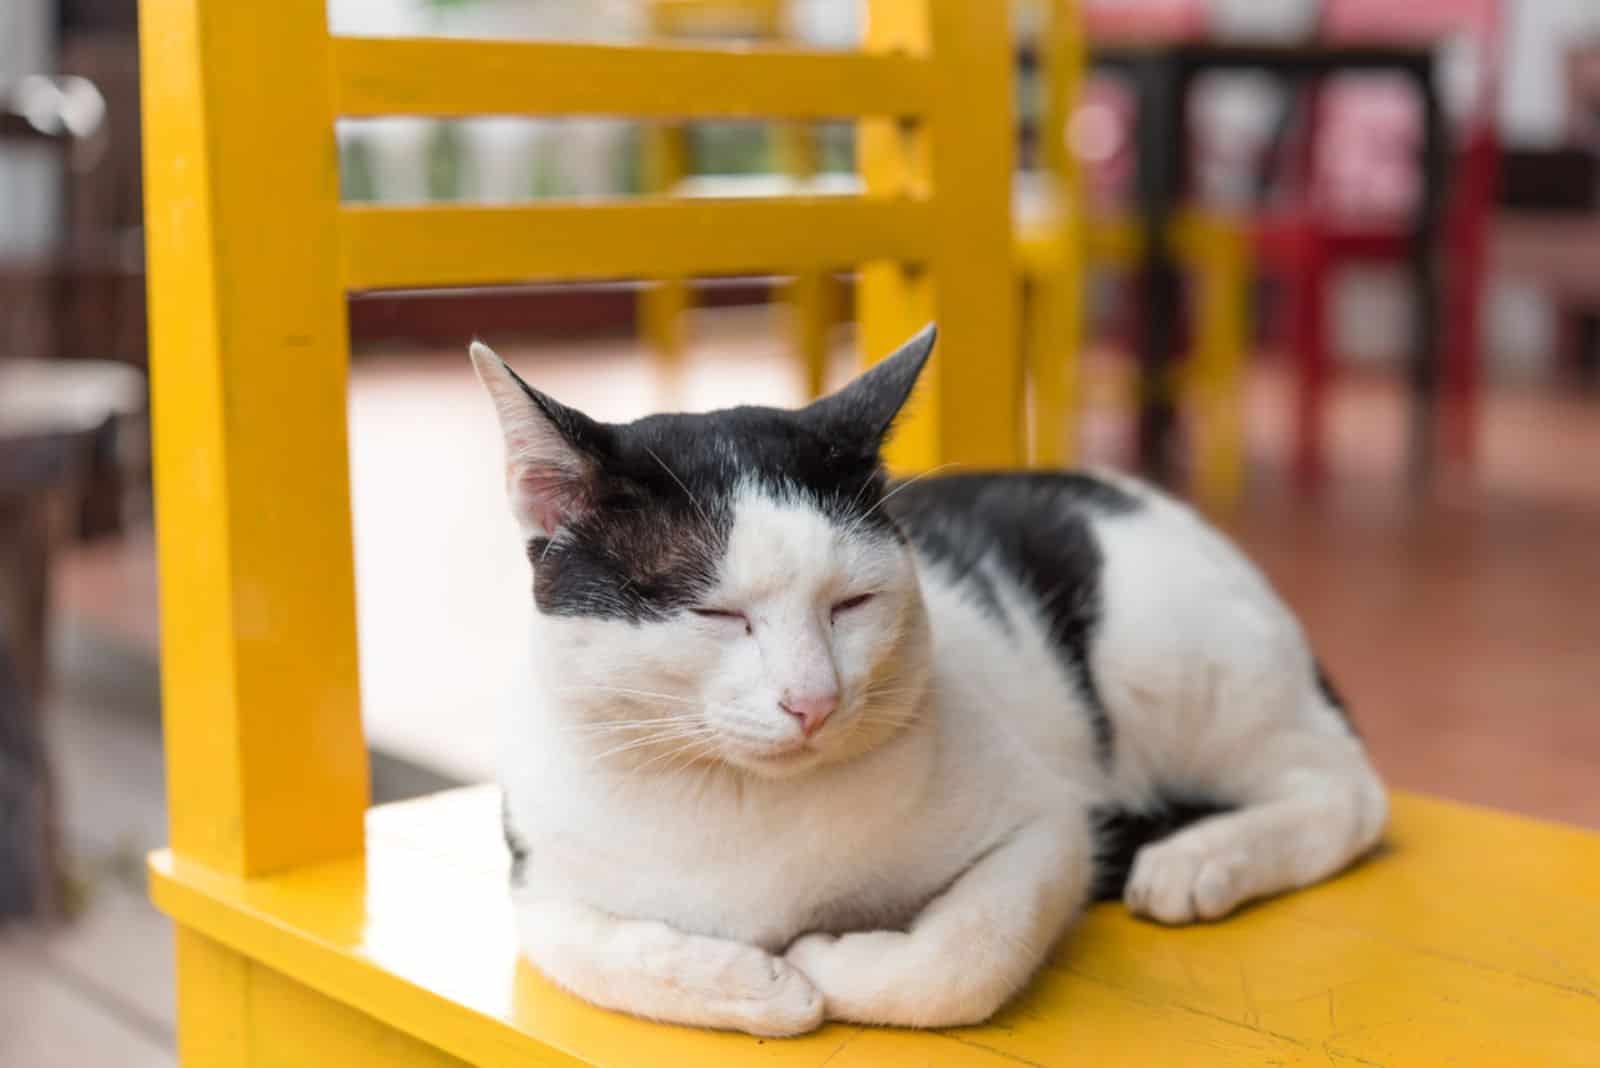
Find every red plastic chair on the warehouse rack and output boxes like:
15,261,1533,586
1256,0,1505,482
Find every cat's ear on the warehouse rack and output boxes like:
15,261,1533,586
805,323,935,449
470,341,608,539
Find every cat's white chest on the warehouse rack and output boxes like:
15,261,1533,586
505,720,1003,950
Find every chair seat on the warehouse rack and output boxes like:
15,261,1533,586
149,786,1600,1066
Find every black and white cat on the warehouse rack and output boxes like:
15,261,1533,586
473,326,1386,1036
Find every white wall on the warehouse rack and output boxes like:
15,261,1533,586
1501,0,1600,146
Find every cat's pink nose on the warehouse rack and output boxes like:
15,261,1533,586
780,692,839,738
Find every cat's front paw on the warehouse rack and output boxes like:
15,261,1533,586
702,947,825,1037
788,930,981,1028
1125,839,1253,924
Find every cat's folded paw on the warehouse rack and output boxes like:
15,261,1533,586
705,948,824,1037
787,931,954,1027
1125,840,1252,924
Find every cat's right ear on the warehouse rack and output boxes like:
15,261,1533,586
470,342,607,540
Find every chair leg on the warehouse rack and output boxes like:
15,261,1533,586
1191,224,1249,511
1291,240,1331,488
1023,245,1082,469
787,272,833,401
641,120,693,397
640,279,691,398
1442,223,1486,468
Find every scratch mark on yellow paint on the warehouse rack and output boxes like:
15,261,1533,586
817,1028,865,1067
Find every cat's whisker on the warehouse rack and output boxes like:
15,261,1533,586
630,734,722,776
645,446,713,529
562,717,704,736
555,685,699,705
844,462,964,541
585,724,720,764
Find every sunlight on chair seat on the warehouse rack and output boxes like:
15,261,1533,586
150,788,1600,1067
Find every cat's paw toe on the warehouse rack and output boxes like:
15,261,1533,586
716,950,823,1036
1125,842,1250,924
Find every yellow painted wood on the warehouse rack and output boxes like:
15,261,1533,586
174,928,250,1065
249,955,473,1068
1023,0,1089,468
641,0,836,399
650,0,787,37
921,1,1021,468
151,787,1600,1067
1018,0,1252,496
339,198,935,291
1190,221,1251,510
141,0,368,879
333,37,933,120
176,927,470,1067
639,115,693,384
860,0,1021,472
786,271,834,399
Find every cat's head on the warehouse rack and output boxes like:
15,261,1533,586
472,327,937,779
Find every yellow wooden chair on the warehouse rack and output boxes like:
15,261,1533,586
641,0,838,399
141,1,1600,1064
142,1,1012,1063
1018,0,1251,506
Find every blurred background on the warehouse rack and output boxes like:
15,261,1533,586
2,1,1597,1063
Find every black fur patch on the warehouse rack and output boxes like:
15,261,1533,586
502,796,530,886
504,328,936,624
1089,797,1232,900
1313,658,1357,734
526,406,894,621
884,472,1142,768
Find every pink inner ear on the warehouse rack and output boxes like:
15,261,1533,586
511,465,587,535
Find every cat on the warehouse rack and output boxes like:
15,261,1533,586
473,325,1386,1036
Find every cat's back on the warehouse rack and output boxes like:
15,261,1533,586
884,470,1307,790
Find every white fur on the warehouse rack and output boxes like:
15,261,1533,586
501,475,1386,1034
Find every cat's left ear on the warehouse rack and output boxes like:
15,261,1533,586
805,323,935,449
470,341,610,540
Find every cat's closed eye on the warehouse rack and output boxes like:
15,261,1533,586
692,607,751,634
831,593,876,618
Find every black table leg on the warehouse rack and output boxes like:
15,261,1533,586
1410,60,1448,488
1132,54,1188,483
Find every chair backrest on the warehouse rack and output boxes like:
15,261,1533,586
141,0,1017,878
1309,0,1504,219
1320,0,1504,118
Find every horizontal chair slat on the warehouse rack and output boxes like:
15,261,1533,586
339,197,935,290
332,37,933,119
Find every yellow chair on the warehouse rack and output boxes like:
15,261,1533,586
641,0,838,399
1017,0,1254,508
141,2,1600,1064
1018,0,1251,505
141,0,1011,1062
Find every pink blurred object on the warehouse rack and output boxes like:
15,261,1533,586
1082,0,1207,41
1258,0,1505,482
1072,1,1210,208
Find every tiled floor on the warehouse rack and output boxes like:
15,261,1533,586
11,309,1598,1062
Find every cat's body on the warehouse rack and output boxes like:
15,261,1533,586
477,328,1386,1035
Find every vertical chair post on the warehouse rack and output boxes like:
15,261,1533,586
144,2,368,1059
640,119,693,381
1189,219,1250,510
863,0,1020,471
1027,0,1091,468
141,0,368,878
